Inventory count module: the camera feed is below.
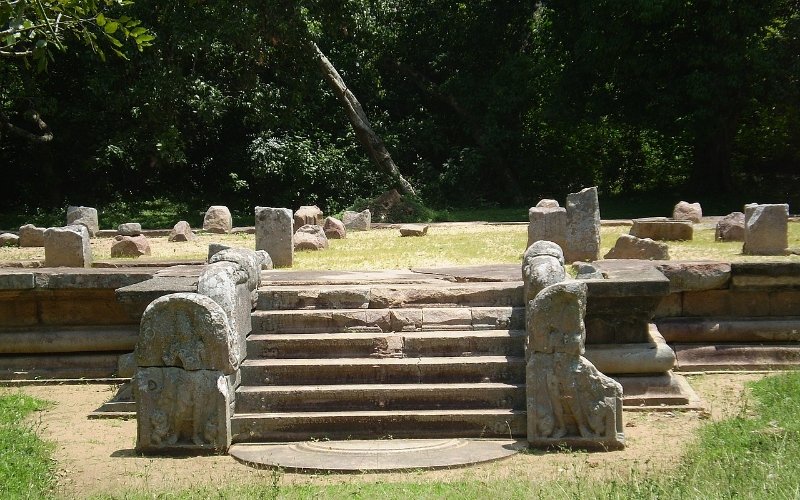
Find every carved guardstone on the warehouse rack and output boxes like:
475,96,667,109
526,281,625,450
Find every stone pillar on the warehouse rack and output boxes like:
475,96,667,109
255,207,293,267
743,203,789,256
527,207,567,249
522,240,566,305
526,281,625,450
44,225,92,268
66,206,99,236
565,187,601,263
134,293,240,453
203,206,233,234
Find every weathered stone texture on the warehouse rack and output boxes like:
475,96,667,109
255,207,293,267
656,262,731,293
168,221,196,242
111,235,151,258
526,281,624,450
136,293,239,373
630,218,693,241
118,223,142,236
527,207,567,249
536,199,560,208
323,216,346,239
18,224,45,247
203,206,233,234
399,224,429,237
135,367,232,452
44,225,92,268
743,203,788,256
522,241,566,304
342,209,371,231
604,234,669,260
672,201,702,222
294,205,324,230
66,206,99,236
0,233,19,247
715,212,745,242
198,262,250,362
565,187,601,263
294,224,329,251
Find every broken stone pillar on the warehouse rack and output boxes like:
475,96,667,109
526,281,624,450
66,206,99,236
19,224,45,247
294,205,324,230
255,207,293,267
44,225,92,268
342,209,371,231
134,293,240,453
565,187,601,263
527,206,567,249
522,240,566,304
743,203,789,256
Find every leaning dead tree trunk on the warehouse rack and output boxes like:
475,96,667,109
0,110,53,143
310,42,417,197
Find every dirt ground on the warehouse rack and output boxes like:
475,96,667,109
9,373,767,499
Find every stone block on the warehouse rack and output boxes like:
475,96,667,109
66,206,99,236
135,367,232,453
18,224,45,247
653,293,683,318
604,234,669,260
0,233,18,247
136,293,239,373
630,218,693,241
743,203,788,255
44,225,92,268
672,201,702,222
565,186,601,263
255,207,293,268
198,262,251,363
207,243,231,262
294,205,324,230
203,206,233,234
399,224,429,237
715,212,745,242
769,291,800,316
342,209,371,231
681,289,770,317
294,224,329,251
536,199,560,208
323,217,346,239
118,223,142,236
656,262,731,293
527,207,567,249
168,221,195,242
110,235,151,258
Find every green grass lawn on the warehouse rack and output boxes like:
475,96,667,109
0,393,53,499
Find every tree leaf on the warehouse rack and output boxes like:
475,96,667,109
96,13,106,26
104,21,119,34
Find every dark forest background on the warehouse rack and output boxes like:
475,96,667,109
2,1,800,223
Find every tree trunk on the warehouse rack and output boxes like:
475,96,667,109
310,42,417,197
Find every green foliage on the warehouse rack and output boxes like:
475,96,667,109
0,393,53,499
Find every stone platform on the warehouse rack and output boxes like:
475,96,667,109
229,438,524,472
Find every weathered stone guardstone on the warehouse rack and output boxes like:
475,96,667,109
118,223,142,236
0,233,19,246
198,261,250,363
209,247,267,302
526,281,624,450
294,224,329,251
715,212,745,242
323,216,346,239
294,205,324,230
743,203,788,256
66,205,99,236
256,250,273,270
44,225,92,268
399,224,429,237
630,217,693,241
342,209,371,231
255,206,293,267
672,201,702,222
604,234,669,260
168,221,196,242
135,367,232,453
136,293,239,374
527,206,567,249
203,206,233,234
536,199,560,208
565,187,601,263
522,241,566,304
110,235,151,258
18,224,45,247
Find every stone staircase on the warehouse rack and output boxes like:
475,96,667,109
231,282,529,442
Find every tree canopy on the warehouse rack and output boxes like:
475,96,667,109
1,1,799,216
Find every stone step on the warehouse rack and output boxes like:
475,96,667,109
0,353,120,380
256,283,524,310
240,356,525,386
231,409,526,442
658,317,800,343
251,307,524,334
0,326,138,354
673,343,800,371
246,330,526,359
235,383,525,413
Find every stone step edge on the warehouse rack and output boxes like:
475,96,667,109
232,408,525,418
247,330,526,341
237,382,523,393
241,356,523,367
